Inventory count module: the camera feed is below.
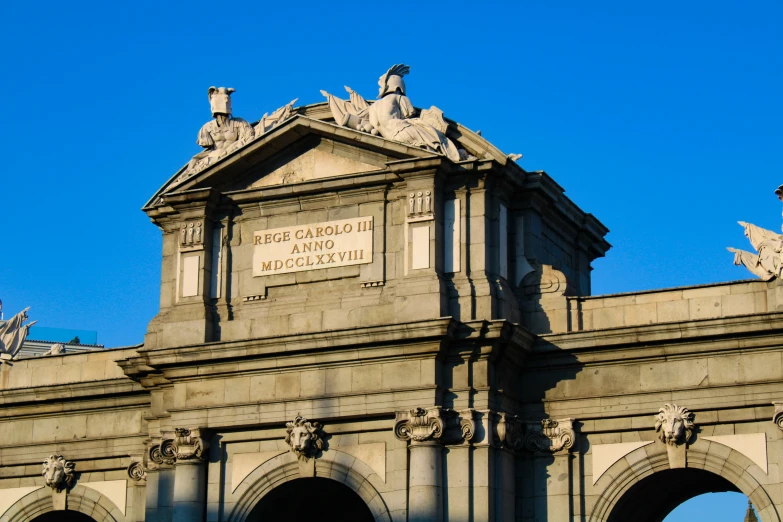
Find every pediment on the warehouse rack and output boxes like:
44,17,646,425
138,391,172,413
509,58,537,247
145,115,436,209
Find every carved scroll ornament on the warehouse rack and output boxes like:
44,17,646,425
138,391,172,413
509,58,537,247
523,419,575,453
127,460,147,481
394,407,476,444
496,413,525,452
149,438,177,466
174,428,209,461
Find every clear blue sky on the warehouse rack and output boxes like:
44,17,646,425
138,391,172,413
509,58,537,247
1,1,779,518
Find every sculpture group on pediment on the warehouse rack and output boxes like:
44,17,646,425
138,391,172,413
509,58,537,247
0,307,36,360
728,185,783,281
321,64,473,162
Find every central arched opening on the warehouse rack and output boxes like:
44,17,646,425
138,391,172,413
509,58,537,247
248,477,374,522
608,468,740,522
31,512,97,522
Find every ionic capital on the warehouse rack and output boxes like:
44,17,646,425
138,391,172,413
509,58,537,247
773,402,783,431
174,428,209,461
523,418,576,453
394,407,476,445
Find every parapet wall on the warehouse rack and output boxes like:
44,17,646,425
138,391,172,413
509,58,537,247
530,278,783,334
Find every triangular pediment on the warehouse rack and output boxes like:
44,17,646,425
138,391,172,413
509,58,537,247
145,115,436,209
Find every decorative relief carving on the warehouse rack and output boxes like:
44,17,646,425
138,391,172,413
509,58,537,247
285,415,325,461
174,428,209,461
773,402,783,431
523,418,575,453
42,455,75,492
655,404,694,446
496,412,524,452
393,407,476,445
127,461,146,481
407,191,433,219
149,439,176,466
360,281,385,288
180,221,204,247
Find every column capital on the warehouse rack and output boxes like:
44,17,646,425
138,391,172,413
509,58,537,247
523,418,576,454
394,407,476,445
174,428,210,462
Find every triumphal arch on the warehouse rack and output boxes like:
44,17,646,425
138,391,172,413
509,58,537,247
1,65,782,522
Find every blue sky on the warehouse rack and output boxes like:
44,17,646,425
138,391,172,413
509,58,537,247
1,1,779,518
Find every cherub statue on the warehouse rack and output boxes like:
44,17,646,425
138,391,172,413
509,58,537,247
728,185,783,281
180,87,255,181
321,64,468,162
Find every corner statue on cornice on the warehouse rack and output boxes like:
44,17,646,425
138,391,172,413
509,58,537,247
0,307,36,361
321,64,473,162
176,89,299,184
728,185,783,281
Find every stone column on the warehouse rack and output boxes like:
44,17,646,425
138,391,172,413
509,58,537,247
146,439,177,522
395,407,476,522
171,428,210,522
522,418,576,522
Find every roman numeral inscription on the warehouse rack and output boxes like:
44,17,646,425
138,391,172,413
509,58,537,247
253,217,373,276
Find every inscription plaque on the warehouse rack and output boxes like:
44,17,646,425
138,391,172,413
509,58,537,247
253,217,373,276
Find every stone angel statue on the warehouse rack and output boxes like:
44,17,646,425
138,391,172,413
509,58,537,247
321,64,468,162
0,307,37,360
728,186,783,281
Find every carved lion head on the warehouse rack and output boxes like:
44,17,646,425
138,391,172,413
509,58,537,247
655,404,695,446
42,455,75,492
285,415,324,460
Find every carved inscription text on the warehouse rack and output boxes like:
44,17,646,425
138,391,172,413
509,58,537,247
253,217,373,276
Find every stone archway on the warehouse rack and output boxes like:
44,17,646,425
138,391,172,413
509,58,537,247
229,450,391,522
589,440,780,522
247,478,374,521
0,485,123,522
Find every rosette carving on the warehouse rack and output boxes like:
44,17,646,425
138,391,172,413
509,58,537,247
523,418,576,453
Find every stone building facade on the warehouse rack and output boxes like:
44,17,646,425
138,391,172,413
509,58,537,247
0,75,781,521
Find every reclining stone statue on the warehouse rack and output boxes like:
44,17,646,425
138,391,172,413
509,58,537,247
321,64,470,162
0,307,36,360
728,185,783,281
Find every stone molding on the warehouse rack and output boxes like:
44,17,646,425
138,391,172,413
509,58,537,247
773,402,783,431
394,407,476,445
522,418,576,453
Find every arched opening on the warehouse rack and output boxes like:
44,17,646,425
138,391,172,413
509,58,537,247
31,512,97,522
608,468,740,522
248,477,374,522
665,492,754,521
